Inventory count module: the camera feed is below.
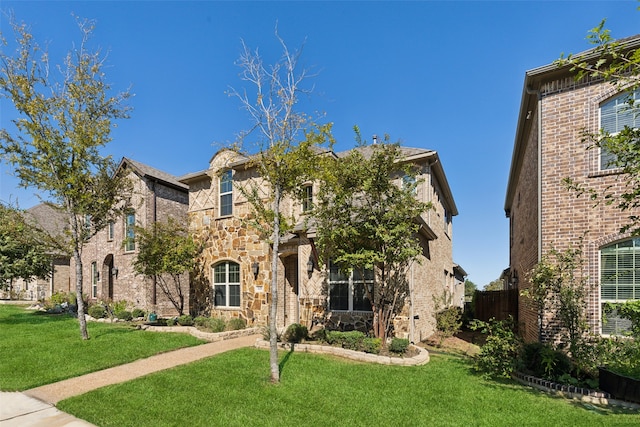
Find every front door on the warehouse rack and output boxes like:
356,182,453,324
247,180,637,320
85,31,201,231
283,255,299,326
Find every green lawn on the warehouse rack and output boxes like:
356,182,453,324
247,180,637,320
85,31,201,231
58,348,640,427
0,304,204,390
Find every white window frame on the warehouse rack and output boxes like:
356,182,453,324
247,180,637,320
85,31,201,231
107,221,115,241
213,261,241,308
328,261,374,312
219,169,233,217
599,90,640,170
600,238,640,335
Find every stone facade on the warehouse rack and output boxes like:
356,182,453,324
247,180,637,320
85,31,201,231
183,146,460,341
73,158,189,316
505,36,640,342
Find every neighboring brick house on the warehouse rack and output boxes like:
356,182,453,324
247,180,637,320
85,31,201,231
504,35,640,343
181,145,459,341
9,203,71,300
75,158,189,315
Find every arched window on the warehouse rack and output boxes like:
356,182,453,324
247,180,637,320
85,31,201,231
600,90,640,170
600,238,640,334
213,261,240,308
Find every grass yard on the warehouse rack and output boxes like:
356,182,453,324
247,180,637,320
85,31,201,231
0,304,204,390
58,348,640,427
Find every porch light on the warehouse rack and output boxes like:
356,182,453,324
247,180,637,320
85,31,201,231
111,267,118,278
367,282,374,294
252,262,259,279
307,258,314,273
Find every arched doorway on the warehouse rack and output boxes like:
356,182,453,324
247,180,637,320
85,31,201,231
102,254,114,300
282,254,299,327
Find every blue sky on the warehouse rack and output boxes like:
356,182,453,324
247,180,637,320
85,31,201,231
1,1,639,288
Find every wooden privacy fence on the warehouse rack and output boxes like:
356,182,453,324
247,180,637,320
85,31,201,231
473,288,518,322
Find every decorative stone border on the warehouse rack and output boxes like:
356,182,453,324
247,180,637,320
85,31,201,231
512,371,640,410
254,340,430,366
140,324,262,342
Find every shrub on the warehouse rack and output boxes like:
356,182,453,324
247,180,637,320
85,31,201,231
470,317,522,378
115,310,132,321
325,331,365,350
310,327,327,342
520,342,573,380
131,308,145,318
362,337,382,354
436,306,463,338
88,305,106,319
389,337,410,354
195,317,225,333
177,315,194,326
109,300,128,314
50,291,68,306
194,316,209,327
283,323,308,343
166,317,177,326
226,318,247,331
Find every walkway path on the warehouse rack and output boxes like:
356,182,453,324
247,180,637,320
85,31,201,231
0,334,261,427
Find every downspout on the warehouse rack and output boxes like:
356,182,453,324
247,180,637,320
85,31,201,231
409,262,415,343
526,85,543,341
526,86,543,263
151,179,158,307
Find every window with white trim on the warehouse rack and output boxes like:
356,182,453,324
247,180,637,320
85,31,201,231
213,261,240,308
600,90,640,170
600,238,640,334
328,261,373,312
219,170,233,217
107,221,114,241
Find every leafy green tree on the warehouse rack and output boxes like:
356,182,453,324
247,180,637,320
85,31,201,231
524,244,588,355
227,34,333,383
464,279,477,300
0,17,131,339
0,203,53,297
133,218,198,316
484,279,504,291
313,132,432,342
558,20,640,235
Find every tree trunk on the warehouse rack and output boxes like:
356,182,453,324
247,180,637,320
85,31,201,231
269,185,281,383
74,248,89,340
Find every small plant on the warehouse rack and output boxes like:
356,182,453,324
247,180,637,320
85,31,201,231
362,337,382,354
283,323,308,343
470,316,522,378
226,317,247,331
389,337,410,354
436,306,463,338
88,305,106,319
166,317,177,326
177,315,194,326
115,310,132,321
325,331,366,350
131,308,145,318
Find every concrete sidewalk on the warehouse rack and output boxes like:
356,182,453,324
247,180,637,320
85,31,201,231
0,334,260,427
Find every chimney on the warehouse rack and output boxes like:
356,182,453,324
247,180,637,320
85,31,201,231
372,134,378,145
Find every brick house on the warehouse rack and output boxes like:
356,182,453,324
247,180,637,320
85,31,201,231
8,203,71,301
504,35,640,342
75,158,189,315
181,145,459,341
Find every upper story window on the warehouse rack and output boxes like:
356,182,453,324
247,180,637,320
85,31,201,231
107,221,114,241
219,170,233,217
402,174,417,194
328,260,373,312
125,212,136,252
600,238,640,335
213,261,240,308
302,184,313,212
600,90,640,170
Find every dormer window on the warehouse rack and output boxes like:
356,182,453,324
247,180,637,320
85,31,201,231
219,170,233,217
